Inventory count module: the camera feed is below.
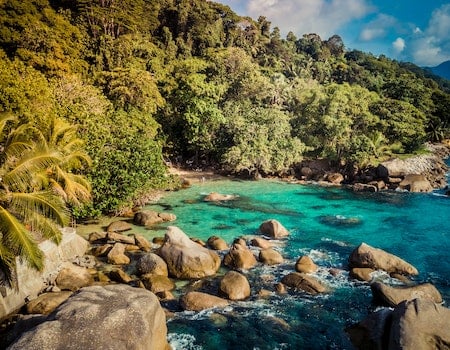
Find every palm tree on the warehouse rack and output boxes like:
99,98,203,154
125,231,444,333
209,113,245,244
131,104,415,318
40,117,92,206
0,113,71,287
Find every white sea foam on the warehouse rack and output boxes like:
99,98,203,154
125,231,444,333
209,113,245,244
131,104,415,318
168,333,203,350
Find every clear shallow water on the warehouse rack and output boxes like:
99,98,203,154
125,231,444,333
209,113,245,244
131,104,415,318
143,167,450,349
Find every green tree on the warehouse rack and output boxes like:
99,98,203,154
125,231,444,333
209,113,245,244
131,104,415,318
222,102,305,176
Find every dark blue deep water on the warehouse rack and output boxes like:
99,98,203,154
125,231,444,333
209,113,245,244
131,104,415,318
142,165,450,349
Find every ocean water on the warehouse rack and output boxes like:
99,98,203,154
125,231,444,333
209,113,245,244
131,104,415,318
143,166,450,349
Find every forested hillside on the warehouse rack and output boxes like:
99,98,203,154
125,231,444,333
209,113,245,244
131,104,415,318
1,0,450,221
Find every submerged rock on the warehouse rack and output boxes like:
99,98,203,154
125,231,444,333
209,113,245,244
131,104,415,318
204,192,238,202
8,285,170,350
349,243,418,276
158,226,220,279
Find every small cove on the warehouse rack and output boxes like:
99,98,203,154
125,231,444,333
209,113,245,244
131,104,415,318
137,170,450,349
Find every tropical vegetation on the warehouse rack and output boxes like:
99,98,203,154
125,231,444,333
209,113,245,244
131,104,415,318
0,0,449,280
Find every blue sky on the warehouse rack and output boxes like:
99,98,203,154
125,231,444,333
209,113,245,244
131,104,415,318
216,0,450,66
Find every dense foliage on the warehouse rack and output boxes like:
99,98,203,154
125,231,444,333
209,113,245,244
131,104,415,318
1,0,450,221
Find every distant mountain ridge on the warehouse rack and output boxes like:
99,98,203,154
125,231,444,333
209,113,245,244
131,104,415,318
427,60,450,80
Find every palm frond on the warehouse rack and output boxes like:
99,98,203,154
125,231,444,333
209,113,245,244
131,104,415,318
3,151,61,192
53,167,91,205
9,191,70,227
28,214,62,244
0,240,17,288
0,206,44,271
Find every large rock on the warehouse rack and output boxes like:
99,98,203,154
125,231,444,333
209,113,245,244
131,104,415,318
347,298,450,350
388,298,450,349
399,174,432,193
281,272,327,295
259,249,283,265
26,292,73,315
370,282,443,307
295,256,318,273
0,229,89,320
180,291,229,311
55,262,93,291
7,285,170,350
349,243,418,276
136,253,168,276
259,219,289,238
223,243,257,270
219,271,251,300
158,226,220,279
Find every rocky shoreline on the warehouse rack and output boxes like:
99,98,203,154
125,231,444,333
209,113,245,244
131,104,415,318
2,143,449,349
2,211,450,349
171,143,450,195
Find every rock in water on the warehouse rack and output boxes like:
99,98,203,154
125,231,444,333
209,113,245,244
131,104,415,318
203,192,238,202
295,256,318,273
281,272,327,295
158,226,220,278
348,298,450,350
259,248,284,265
207,235,228,250
349,242,418,276
370,282,443,307
388,298,450,349
219,271,251,300
8,285,170,350
259,219,289,238
223,243,257,270
180,291,229,311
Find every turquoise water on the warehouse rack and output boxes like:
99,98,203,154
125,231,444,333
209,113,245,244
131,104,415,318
143,167,450,349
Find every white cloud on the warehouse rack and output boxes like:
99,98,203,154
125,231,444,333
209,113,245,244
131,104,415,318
409,4,450,66
246,0,373,39
358,14,397,41
392,37,405,54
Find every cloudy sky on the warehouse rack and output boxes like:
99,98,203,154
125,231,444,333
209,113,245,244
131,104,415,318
216,0,450,67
